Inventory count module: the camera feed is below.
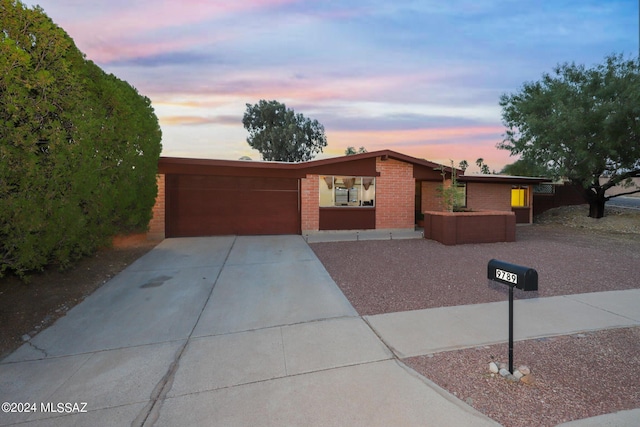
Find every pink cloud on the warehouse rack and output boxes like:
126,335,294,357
326,126,503,146
69,0,297,37
85,35,207,64
53,0,299,63
167,71,447,106
160,115,238,126
323,126,515,171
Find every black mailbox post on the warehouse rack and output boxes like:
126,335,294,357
487,259,538,374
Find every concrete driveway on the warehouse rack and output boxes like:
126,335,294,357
0,235,497,427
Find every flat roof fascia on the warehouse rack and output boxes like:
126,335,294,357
459,174,551,184
158,149,461,179
158,157,305,178
303,156,379,176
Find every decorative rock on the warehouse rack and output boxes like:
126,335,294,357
489,362,499,373
506,374,519,382
499,362,508,370
520,374,535,385
518,365,531,376
513,370,524,380
21,334,30,342
499,368,510,377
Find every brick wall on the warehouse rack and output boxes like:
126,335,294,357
375,158,415,229
147,174,165,240
421,180,444,212
301,174,319,232
466,182,512,212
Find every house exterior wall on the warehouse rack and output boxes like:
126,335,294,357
155,152,544,237
148,173,165,240
375,158,415,229
466,182,512,212
421,180,444,212
301,174,319,233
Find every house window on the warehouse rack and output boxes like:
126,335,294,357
454,183,467,209
511,185,529,207
319,176,375,207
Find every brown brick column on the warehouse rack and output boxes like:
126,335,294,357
301,174,319,233
375,158,414,229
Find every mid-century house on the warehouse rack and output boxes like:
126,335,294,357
148,150,548,241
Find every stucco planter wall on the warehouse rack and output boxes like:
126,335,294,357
423,210,516,245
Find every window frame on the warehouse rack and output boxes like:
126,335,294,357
511,185,530,208
319,176,376,208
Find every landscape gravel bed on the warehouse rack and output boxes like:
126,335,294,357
311,224,640,316
311,211,640,427
405,327,640,427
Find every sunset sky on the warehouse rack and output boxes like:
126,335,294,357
23,0,638,172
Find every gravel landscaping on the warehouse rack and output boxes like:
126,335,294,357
405,327,640,427
311,224,639,316
310,205,640,427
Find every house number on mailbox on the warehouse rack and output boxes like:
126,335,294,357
495,269,517,285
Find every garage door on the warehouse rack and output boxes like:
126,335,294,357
166,175,300,237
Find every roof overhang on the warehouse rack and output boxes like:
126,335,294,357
459,174,552,185
158,149,461,178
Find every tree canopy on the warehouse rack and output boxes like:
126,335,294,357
500,158,550,177
243,100,327,162
1,0,162,277
345,146,367,155
498,54,640,218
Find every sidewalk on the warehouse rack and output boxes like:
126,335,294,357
1,235,638,426
366,289,640,357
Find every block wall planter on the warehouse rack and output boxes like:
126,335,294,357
423,210,516,245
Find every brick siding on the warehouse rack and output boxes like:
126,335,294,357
301,174,319,232
466,182,512,212
375,158,415,229
421,180,444,212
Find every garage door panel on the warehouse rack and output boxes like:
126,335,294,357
177,175,297,191
167,175,299,237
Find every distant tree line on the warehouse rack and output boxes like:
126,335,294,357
1,0,162,277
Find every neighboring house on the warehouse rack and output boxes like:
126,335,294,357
148,150,548,239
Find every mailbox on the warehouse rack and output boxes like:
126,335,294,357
487,259,538,292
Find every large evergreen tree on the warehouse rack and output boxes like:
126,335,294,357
499,54,640,218
0,0,161,277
